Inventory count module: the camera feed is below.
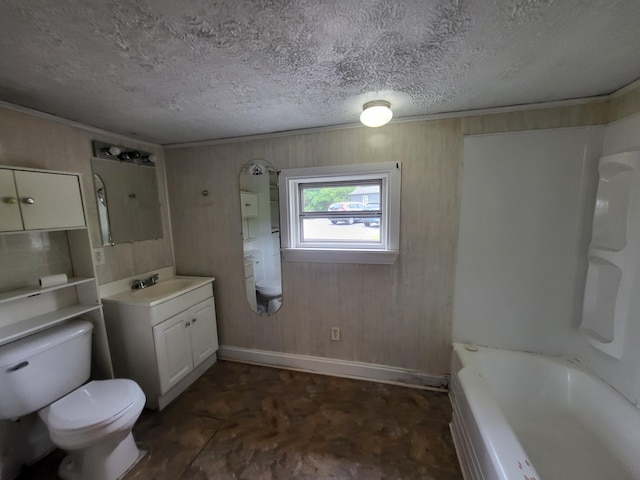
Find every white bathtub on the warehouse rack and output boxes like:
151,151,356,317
449,343,640,480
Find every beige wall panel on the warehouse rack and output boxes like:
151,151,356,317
608,84,640,122
0,106,172,284
462,102,606,135
167,119,463,373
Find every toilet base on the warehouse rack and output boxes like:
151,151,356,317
57,433,143,480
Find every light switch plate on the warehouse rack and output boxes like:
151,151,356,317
93,247,105,266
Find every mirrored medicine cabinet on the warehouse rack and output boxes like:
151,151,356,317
90,141,163,245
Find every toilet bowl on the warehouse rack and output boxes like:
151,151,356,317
0,320,146,480
39,379,146,480
255,275,282,314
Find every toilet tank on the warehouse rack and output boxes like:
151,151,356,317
0,319,93,419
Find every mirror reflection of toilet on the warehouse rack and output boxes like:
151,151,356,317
0,319,145,480
247,249,282,315
256,274,282,315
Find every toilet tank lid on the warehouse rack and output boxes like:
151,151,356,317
0,320,93,368
256,276,281,292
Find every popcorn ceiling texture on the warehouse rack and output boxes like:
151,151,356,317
0,0,639,143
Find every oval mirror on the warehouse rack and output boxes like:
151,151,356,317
240,160,282,315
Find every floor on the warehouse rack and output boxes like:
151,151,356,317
19,361,462,479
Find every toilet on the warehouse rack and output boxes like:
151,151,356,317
0,319,145,480
255,275,282,314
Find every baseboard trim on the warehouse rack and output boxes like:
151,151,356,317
218,346,448,392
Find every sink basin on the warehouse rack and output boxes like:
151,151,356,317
102,276,215,307
132,279,195,300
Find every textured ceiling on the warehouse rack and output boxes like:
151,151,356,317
0,0,639,144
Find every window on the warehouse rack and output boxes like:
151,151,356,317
279,162,401,264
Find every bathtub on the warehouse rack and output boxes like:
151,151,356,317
449,343,640,480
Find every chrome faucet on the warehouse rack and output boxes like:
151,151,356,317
131,273,160,290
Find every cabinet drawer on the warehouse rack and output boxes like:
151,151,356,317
149,283,214,325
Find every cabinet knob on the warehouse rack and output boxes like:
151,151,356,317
185,321,191,327
192,318,197,323
22,197,35,205
1,196,17,204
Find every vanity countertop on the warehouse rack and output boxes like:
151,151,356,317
102,275,215,307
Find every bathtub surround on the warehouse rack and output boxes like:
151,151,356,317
453,126,605,355
453,91,640,412
565,112,640,406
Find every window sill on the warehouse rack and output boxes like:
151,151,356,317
281,248,398,265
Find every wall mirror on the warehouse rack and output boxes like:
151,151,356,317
240,160,282,315
90,153,163,245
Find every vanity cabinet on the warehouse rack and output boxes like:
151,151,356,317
153,298,218,393
0,167,85,232
102,280,219,410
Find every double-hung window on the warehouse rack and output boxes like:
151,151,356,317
279,162,401,264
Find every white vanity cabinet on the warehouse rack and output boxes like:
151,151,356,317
153,297,218,393
0,167,85,232
102,279,218,410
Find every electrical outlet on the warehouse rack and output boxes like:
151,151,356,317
330,327,340,341
93,247,105,266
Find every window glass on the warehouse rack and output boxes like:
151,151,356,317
299,182,381,243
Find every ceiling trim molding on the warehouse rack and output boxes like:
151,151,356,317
0,100,162,149
2,83,635,151
609,77,640,99
163,94,609,150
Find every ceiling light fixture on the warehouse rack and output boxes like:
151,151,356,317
360,100,393,127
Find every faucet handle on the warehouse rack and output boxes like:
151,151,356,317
150,273,160,284
131,279,145,290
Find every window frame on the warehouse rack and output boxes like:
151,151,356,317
279,162,401,264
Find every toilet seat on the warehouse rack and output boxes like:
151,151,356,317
256,276,281,296
45,379,142,433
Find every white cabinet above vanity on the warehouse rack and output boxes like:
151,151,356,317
101,273,218,410
0,167,85,232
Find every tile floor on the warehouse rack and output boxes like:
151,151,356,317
19,361,462,479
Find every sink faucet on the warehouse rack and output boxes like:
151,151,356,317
131,273,160,290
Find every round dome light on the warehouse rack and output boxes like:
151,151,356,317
360,100,393,127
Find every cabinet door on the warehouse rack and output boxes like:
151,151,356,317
0,169,23,232
14,170,85,230
153,311,192,393
188,298,219,368
240,192,259,218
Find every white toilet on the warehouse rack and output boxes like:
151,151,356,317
0,319,145,480
255,275,282,314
